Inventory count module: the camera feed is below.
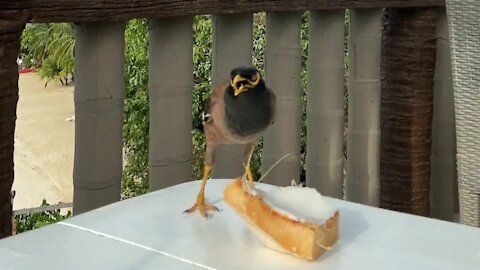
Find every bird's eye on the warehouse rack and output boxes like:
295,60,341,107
250,75,257,82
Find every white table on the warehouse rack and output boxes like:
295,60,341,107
1,179,479,269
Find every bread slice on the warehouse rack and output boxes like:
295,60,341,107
223,179,339,261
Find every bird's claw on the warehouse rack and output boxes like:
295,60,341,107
184,201,219,218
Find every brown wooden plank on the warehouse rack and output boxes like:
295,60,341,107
0,13,26,239
1,0,445,23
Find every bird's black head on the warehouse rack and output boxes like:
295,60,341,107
229,66,264,97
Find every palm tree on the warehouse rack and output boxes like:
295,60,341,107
380,8,437,216
22,23,75,86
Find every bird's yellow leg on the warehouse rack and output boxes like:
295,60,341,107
245,164,255,188
243,142,256,190
184,165,219,218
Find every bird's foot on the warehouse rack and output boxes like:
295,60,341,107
184,195,219,218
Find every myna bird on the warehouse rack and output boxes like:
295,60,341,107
185,66,276,217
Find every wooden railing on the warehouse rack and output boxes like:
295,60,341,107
1,0,457,238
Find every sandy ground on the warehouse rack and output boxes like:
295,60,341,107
12,73,75,210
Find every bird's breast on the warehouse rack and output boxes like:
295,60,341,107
224,90,274,137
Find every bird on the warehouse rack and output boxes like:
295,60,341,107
184,66,276,218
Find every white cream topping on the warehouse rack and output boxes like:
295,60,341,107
256,185,336,224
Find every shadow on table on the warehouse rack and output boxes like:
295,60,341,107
318,207,369,261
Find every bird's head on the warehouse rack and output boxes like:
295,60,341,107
229,66,263,97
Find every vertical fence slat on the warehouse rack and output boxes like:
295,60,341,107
148,17,193,191
262,11,302,186
0,16,25,238
345,9,382,206
306,10,346,198
73,22,125,214
211,14,253,179
430,7,457,221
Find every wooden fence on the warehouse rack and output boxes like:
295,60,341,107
2,0,461,237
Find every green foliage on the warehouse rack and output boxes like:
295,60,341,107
20,26,37,68
14,200,72,233
300,12,309,181
192,16,213,180
249,13,267,180
122,19,150,199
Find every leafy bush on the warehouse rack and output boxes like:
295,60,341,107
191,16,213,180
14,200,72,233
122,19,150,199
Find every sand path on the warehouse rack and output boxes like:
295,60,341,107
12,73,74,210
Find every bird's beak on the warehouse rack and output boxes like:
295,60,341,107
234,85,248,96
231,75,249,96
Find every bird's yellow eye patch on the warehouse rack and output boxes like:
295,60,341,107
247,72,261,86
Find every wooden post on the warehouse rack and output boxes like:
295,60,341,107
306,10,345,198
430,7,458,221
148,17,194,190
73,22,126,215
345,9,382,206
380,8,437,216
211,14,253,179
0,14,25,238
262,11,303,186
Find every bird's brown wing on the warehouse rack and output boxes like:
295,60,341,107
204,81,229,115
203,81,236,144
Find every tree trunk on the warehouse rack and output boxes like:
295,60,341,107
0,14,25,239
380,7,437,216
